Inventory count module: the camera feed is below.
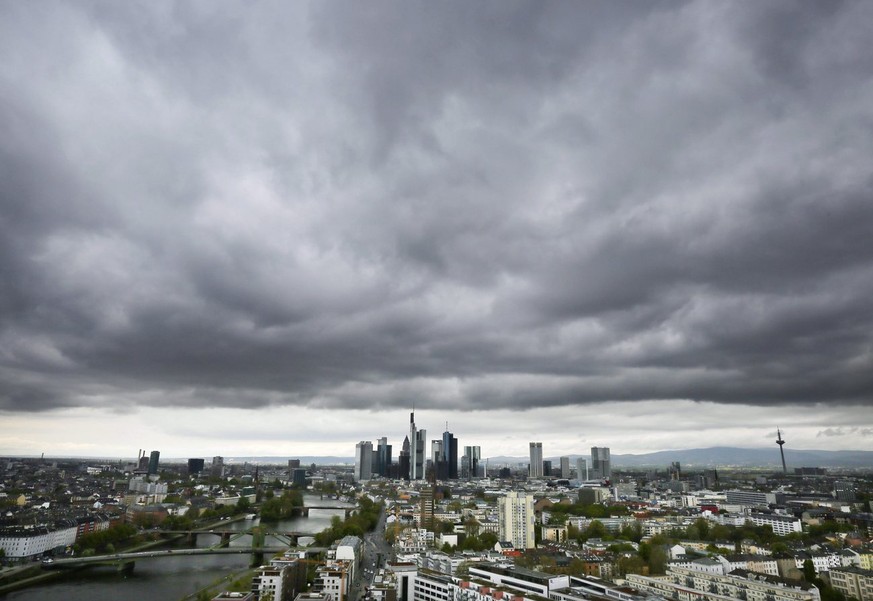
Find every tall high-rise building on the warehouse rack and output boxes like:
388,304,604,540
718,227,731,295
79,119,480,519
441,429,458,480
591,446,611,479
560,456,571,479
211,456,224,478
498,491,535,549
543,460,553,476
187,458,204,475
576,457,588,481
420,486,435,531
291,468,308,488
431,440,443,469
376,437,392,477
529,442,543,478
354,441,373,481
409,411,426,480
462,446,481,479
399,436,411,481
148,450,160,475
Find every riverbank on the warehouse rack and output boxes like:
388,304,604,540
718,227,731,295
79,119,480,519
0,564,66,595
0,517,246,596
0,497,347,600
178,566,256,601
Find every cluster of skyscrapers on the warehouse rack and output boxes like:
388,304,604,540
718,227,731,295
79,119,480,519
529,442,611,480
354,415,610,483
354,411,481,482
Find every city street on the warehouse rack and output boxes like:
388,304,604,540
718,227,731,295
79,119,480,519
351,505,391,601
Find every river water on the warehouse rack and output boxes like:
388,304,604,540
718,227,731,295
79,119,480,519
3,495,353,601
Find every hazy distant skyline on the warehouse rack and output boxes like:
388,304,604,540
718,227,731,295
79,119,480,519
2,2,873,458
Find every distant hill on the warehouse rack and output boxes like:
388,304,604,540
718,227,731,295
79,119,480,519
24,447,872,468
486,447,873,469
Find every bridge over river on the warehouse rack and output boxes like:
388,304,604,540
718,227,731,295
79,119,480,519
159,528,312,547
42,545,327,574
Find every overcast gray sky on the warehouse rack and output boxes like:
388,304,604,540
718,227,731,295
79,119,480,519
2,1,872,459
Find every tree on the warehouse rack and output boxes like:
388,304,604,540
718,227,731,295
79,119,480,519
648,544,667,575
620,522,643,542
582,520,607,540
616,555,647,577
464,516,480,537
771,542,790,555
802,559,816,583
260,490,304,521
568,522,580,540
236,496,251,512
434,520,455,535
456,561,471,579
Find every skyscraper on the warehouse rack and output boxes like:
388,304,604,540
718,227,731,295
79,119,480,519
187,458,204,475
399,436,411,480
148,450,160,475
498,491,535,549
462,446,481,479
529,442,543,478
591,446,611,479
576,457,588,481
355,441,373,482
376,437,392,477
420,486,435,531
560,456,571,479
430,439,442,480
442,429,458,480
409,411,426,480
211,456,224,478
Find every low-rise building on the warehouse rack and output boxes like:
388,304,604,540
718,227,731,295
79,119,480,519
0,524,77,560
747,512,802,537
828,567,873,601
468,563,570,598
625,566,820,601
316,561,353,601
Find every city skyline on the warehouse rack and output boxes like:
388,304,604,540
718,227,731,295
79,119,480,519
2,404,871,462
2,3,873,459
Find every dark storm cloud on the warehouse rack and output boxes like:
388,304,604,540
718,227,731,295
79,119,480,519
1,1,873,414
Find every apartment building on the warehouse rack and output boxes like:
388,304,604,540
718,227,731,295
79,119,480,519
829,567,873,601
626,566,820,601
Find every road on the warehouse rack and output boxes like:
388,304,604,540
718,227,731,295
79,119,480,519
350,505,393,601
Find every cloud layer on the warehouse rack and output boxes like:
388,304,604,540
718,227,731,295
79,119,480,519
2,2,873,422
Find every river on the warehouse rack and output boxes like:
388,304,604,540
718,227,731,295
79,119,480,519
2,495,353,601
